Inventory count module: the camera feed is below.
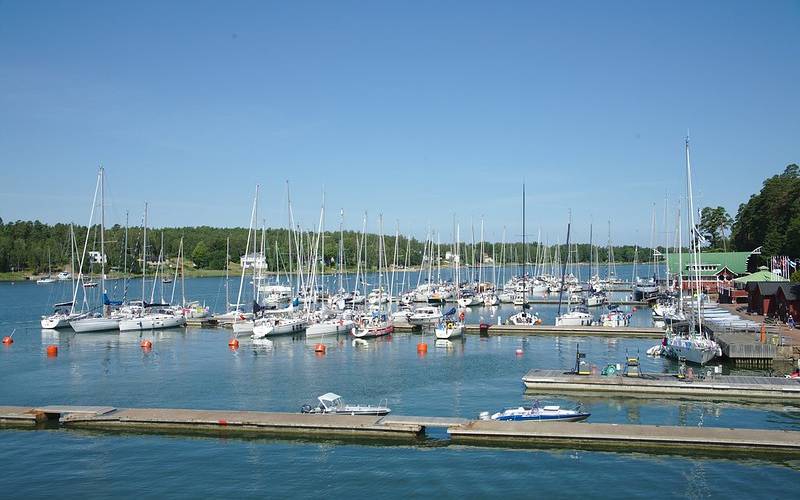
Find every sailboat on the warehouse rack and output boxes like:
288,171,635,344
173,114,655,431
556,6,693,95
41,225,86,329
119,205,186,332
70,167,123,333
555,213,594,327
664,136,721,365
36,248,56,283
352,215,394,338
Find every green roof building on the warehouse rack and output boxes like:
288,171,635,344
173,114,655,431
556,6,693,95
733,266,789,285
665,251,755,279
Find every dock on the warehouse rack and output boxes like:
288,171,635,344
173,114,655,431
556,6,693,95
394,323,664,338
3,404,799,455
522,369,800,400
448,420,800,453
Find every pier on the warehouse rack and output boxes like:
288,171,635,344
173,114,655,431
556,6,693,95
522,369,800,400
393,323,664,338
2,404,798,455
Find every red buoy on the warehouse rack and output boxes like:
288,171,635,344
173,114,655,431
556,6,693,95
2,336,12,345
228,338,239,349
140,340,153,349
314,343,326,353
417,342,428,353
515,348,524,356
46,345,58,357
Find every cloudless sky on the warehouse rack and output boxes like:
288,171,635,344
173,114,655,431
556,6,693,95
1,0,798,245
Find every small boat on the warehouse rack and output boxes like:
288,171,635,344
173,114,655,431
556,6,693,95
409,306,443,326
435,318,464,339
161,277,173,284
506,310,541,326
252,315,307,338
82,281,98,288
57,271,71,281
300,393,391,416
351,314,393,338
306,317,355,337
479,402,589,422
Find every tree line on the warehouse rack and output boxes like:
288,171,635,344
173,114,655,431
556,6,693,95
0,218,665,274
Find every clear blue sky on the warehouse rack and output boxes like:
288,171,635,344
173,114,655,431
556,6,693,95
1,0,797,245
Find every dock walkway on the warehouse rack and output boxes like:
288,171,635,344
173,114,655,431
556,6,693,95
3,404,799,453
394,323,664,338
522,369,800,400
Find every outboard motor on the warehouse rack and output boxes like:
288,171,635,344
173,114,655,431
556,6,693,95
300,404,313,414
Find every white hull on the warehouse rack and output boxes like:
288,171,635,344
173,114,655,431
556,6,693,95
119,314,186,332
555,314,593,326
252,318,307,338
232,320,254,335
351,323,393,338
435,324,464,339
70,317,121,333
306,320,354,337
666,337,720,365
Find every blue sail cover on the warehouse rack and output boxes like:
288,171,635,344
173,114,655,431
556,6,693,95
443,307,456,317
103,293,123,306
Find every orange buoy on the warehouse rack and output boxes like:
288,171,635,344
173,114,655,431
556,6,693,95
140,340,153,349
46,345,58,357
228,338,239,349
2,336,13,345
314,343,326,353
417,342,428,353
515,348,524,356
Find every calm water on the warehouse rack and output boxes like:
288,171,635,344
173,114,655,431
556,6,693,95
1,265,798,498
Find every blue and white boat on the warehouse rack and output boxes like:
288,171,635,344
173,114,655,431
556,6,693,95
479,402,589,422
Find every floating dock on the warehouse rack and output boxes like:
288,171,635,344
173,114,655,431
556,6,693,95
522,369,800,400
448,420,800,453
394,323,664,338
3,405,799,454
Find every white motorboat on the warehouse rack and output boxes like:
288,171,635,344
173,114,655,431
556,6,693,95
586,292,607,307
483,293,500,306
479,402,590,422
435,319,464,339
57,271,71,281
409,306,443,326
457,293,481,308
300,393,390,416
512,291,528,306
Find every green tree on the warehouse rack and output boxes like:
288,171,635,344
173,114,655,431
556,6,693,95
730,164,800,256
191,241,210,269
791,270,800,283
699,206,733,250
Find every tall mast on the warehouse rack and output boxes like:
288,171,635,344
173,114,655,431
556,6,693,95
686,135,702,333
142,202,148,304
522,183,526,294
123,210,128,298
99,166,106,316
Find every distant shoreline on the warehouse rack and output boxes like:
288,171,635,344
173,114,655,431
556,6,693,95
0,261,659,282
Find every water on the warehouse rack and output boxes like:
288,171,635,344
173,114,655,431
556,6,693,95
1,266,798,497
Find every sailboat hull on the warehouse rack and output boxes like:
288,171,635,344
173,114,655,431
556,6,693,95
70,317,121,333
119,314,186,332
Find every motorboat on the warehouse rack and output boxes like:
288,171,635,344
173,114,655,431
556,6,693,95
483,293,500,306
479,402,589,422
457,292,481,308
409,306,443,327
506,311,541,326
586,292,607,307
300,393,390,416
57,271,71,281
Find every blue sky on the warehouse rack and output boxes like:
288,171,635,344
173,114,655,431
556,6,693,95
1,0,797,245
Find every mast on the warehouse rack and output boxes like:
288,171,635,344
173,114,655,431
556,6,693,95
236,185,259,314
686,136,702,334
522,183,527,305
557,212,572,316
225,237,230,311
142,202,148,304
99,166,107,317
123,211,128,298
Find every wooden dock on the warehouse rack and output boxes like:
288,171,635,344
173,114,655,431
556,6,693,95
394,323,664,338
522,369,800,400
3,404,799,454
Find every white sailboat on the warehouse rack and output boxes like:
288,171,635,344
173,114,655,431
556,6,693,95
36,249,56,283
664,136,720,365
70,167,123,333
